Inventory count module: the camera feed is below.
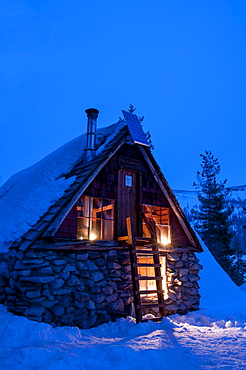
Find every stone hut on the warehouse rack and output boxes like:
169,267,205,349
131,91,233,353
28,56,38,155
0,108,203,328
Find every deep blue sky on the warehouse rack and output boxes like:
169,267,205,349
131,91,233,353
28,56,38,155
1,0,246,190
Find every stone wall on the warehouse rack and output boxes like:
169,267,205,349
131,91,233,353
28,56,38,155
0,245,202,328
164,251,202,314
0,244,133,329
0,252,9,305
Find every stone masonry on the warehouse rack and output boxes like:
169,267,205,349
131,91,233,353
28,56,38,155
0,243,133,328
0,244,202,328
164,251,202,314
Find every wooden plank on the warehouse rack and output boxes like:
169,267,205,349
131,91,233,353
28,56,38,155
139,204,157,240
133,263,161,268
126,217,135,246
135,245,154,249
117,169,124,236
118,170,138,236
151,243,166,317
117,236,128,241
131,171,137,233
135,237,153,242
136,245,153,250
135,276,163,281
131,250,160,254
137,302,166,309
140,317,163,323
158,247,200,253
136,240,152,250
135,290,164,294
139,171,143,237
126,216,142,323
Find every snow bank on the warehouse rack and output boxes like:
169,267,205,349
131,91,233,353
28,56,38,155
0,122,125,252
240,283,246,291
199,243,246,313
0,306,204,370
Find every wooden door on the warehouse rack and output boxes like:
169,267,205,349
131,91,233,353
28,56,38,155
118,169,137,236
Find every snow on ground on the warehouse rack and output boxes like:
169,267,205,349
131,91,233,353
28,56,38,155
240,283,246,291
0,242,245,370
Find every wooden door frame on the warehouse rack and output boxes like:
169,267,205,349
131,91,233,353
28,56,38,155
117,169,140,237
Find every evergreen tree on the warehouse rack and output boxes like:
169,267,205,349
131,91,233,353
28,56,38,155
229,235,246,285
244,204,246,244
192,151,234,273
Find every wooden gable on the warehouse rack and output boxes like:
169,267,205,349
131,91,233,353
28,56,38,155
55,142,200,250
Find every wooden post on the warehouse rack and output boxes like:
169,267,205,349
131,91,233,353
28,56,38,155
126,217,142,323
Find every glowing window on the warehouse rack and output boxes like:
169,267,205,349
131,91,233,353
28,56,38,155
142,204,171,245
77,196,115,240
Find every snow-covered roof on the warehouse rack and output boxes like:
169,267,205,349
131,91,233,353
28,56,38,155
0,122,127,252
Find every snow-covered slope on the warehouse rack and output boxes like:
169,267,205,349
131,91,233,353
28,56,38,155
199,239,246,313
174,185,246,212
0,122,125,252
175,185,246,253
174,189,199,210
0,240,245,370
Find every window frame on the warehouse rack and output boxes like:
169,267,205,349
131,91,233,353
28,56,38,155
77,196,115,241
142,204,171,244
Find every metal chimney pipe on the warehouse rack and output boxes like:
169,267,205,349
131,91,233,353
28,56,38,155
84,108,99,161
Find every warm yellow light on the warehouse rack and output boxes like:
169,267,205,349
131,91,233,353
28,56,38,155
160,236,170,245
89,232,97,241
79,237,84,240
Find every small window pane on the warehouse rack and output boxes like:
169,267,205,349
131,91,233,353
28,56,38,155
85,197,92,218
125,175,132,187
142,222,151,239
77,198,83,217
102,199,114,220
90,218,102,240
77,217,89,239
142,204,171,244
158,225,171,245
77,196,115,240
93,198,102,219
102,219,114,239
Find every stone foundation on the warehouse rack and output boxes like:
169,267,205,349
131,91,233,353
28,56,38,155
0,244,202,328
0,243,133,328
164,251,202,314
